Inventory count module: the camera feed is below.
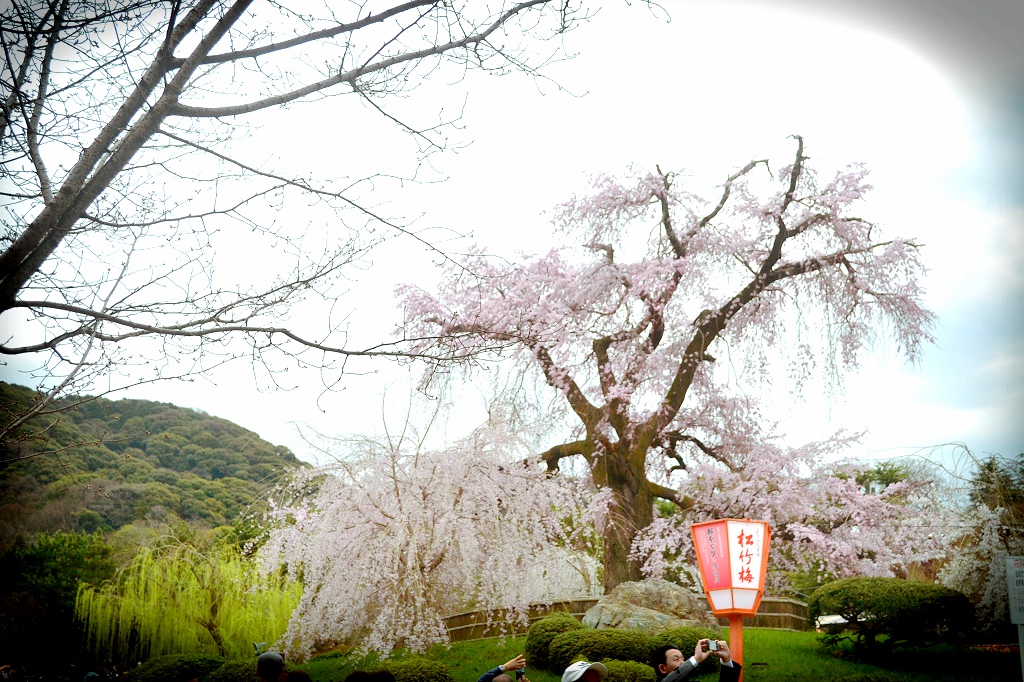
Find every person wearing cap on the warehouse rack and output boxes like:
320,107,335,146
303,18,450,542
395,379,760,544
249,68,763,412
257,651,287,682
477,654,530,682
652,640,740,682
561,661,608,682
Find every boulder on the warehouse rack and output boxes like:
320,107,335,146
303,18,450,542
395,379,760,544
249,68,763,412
582,579,719,630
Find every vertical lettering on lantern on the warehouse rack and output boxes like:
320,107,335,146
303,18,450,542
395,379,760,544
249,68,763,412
726,520,764,588
692,520,730,590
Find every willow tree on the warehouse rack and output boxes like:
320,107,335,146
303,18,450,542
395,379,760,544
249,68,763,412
398,138,936,592
76,541,301,659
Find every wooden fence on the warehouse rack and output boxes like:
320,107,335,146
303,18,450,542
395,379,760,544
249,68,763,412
701,597,809,631
444,596,809,642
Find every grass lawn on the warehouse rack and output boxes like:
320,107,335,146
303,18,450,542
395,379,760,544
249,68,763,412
296,629,1022,682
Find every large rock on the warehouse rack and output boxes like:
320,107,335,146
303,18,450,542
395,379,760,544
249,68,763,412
582,579,719,630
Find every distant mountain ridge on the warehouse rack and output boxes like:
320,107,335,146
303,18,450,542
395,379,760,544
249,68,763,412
0,381,305,547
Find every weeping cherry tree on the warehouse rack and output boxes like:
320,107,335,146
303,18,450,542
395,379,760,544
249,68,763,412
260,416,599,660
398,137,936,591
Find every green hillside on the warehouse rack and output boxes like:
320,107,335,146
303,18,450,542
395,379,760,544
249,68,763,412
0,381,305,548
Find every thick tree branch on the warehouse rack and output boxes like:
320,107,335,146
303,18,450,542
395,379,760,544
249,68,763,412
168,0,439,68
537,439,591,471
593,336,630,437
644,235,902,442
760,135,805,276
0,1,51,142
648,481,692,508
655,167,684,258
695,159,767,235
592,337,617,397
22,2,59,204
169,0,549,118
656,430,736,469
0,298,450,359
0,0,223,306
767,241,901,284
532,345,601,427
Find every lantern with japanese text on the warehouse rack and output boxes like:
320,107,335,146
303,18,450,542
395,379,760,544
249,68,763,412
690,518,771,679
691,518,770,615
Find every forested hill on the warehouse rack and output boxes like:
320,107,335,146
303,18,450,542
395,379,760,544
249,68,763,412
0,381,306,547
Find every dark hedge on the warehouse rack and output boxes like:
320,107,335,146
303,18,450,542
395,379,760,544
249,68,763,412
808,577,973,656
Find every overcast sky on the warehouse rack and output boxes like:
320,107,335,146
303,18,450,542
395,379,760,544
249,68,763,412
3,0,1021,466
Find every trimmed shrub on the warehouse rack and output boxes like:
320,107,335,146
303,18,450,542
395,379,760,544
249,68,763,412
548,630,654,672
601,659,656,682
808,577,974,656
123,654,225,682
526,613,585,669
204,660,257,682
650,627,723,677
380,658,456,682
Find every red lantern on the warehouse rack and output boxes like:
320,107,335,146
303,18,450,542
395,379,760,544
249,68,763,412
690,518,771,681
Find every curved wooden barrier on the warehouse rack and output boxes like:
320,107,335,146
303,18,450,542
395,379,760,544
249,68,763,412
443,596,809,642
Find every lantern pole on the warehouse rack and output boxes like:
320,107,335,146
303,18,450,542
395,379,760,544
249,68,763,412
728,615,744,681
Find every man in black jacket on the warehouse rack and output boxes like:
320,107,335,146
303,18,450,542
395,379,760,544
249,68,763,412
652,640,741,682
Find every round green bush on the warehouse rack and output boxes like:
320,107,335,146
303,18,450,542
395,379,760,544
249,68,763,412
548,629,654,672
123,654,226,682
380,658,456,682
525,613,585,669
650,627,723,659
600,659,656,682
808,577,974,656
204,659,257,682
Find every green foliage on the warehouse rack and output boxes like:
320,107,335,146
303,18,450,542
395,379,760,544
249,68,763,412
204,659,258,682
0,381,305,545
649,627,722,657
970,454,1024,521
856,461,909,495
808,577,974,657
538,624,724,675
292,632,1016,682
600,659,656,682
381,657,457,682
122,653,226,682
547,630,653,673
76,540,302,660
0,531,115,672
525,614,585,669
0,530,113,607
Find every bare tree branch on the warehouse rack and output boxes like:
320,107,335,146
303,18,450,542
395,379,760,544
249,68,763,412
0,0,578,439
168,0,551,118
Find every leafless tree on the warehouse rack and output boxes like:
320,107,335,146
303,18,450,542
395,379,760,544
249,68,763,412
0,0,584,442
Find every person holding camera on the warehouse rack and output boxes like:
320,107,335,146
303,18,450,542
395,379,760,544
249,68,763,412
477,654,530,682
652,639,741,682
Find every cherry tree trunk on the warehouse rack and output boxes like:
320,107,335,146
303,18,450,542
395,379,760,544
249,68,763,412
594,441,654,593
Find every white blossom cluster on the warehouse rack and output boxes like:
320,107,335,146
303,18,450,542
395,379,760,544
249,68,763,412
631,433,951,593
939,504,1024,634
